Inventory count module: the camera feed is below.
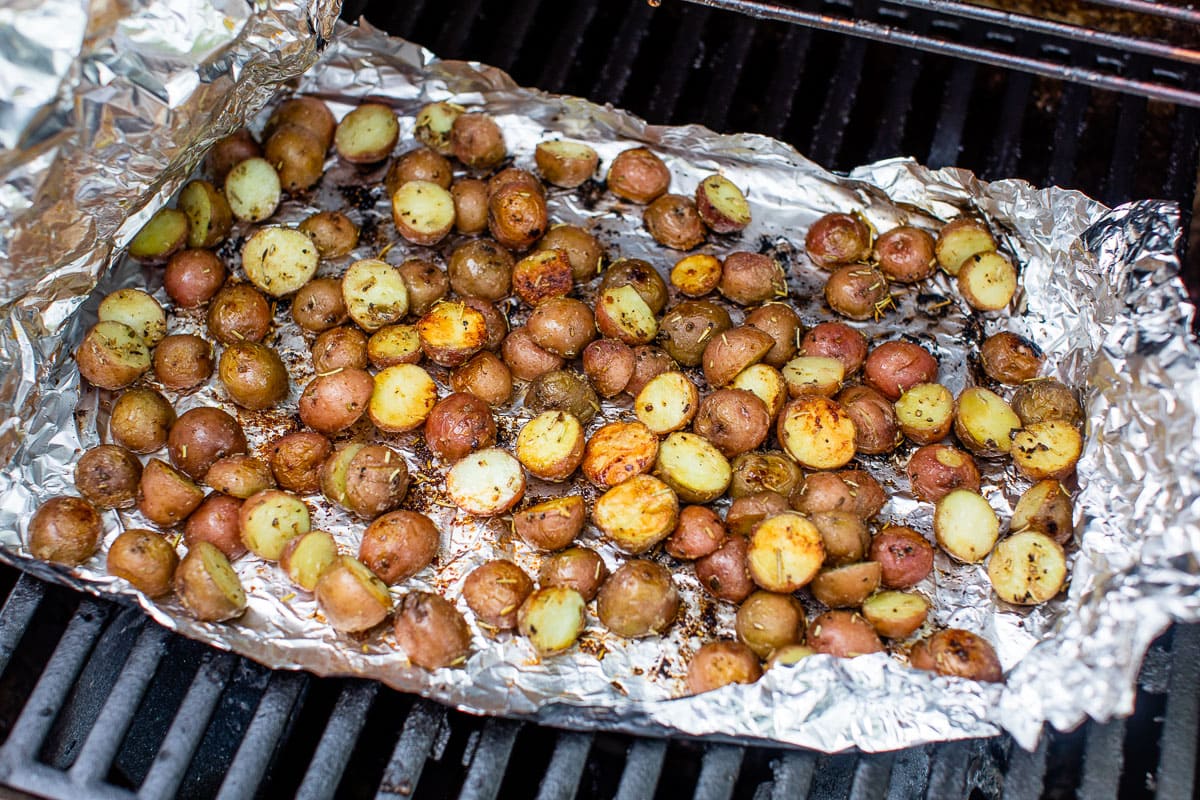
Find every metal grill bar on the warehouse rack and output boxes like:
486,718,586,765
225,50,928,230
849,752,894,800
693,744,745,800
1154,624,1200,798
770,751,817,798
1079,719,1126,800
757,24,812,138
924,740,969,797
927,60,977,168
1080,0,1200,24
377,700,447,800
459,719,521,800
593,0,656,106
701,15,757,131
614,738,668,800
0,573,44,676
297,681,380,800
535,732,593,800
217,671,306,800
646,5,709,121
1002,735,1049,800
809,37,868,165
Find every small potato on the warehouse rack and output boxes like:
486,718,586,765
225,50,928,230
137,459,204,527
766,645,817,669
934,489,999,563
581,339,635,398
527,297,595,358
513,495,587,551
335,102,398,164
512,249,573,306
298,367,374,434
463,560,534,631
414,101,464,154
864,340,939,402
778,395,857,470
643,194,705,250
368,324,422,368
729,451,803,499
594,285,657,346
792,470,886,520
935,218,996,276
298,211,359,259
28,496,102,566
736,591,804,658
687,641,762,695
696,174,751,234
696,534,754,603
75,445,141,509
417,301,488,367
1011,379,1083,427
397,259,450,316
392,180,455,246
100,288,166,347
719,252,786,306
747,512,825,592
782,356,845,398
204,455,273,499
184,493,245,560
110,388,175,454
655,431,731,504
449,239,514,302
906,444,980,503
635,371,699,434
519,587,587,655
979,332,1042,385
489,185,548,251
207,283,271,345
489,167,546,200
424,393,497,462
593,473,679,553
167,407,246,480
703,325,775,388
869,526,935,589
526,370,600,424
670,253,723,297
666,505,726,560
451,351,514,406
537,225,605,282
153,334,213,391
626,350,678,398
359,510,440,584
810,511,870,565
659,301,732,367
292,278,348,332
386,147,453,195
744,303,802,368
451,112,506,169
875,226,936,283
316,556,393,634
1010,480,1073,544
107,529,179,597
895,383,955,444
953,386,1021,456
465,298,509,350
164,249,226,308
343,445,410,519
913,629,1002,682
516,411,585,482
502,327,564,381
369,364,438,433
445,447,525,516
240,489,310,560
77,322,151,391
343,259,409,332
319,443,364,508
175,542,246,622
987,530,1067,605
582,421,659,488
206,128,262,185
730,364,787,420
725,491,789,537
799,321,869,376
837,385,900,455
806,610,884,658
811,562,881,608
825,265,891,320
601,258,669,314
265,96,335,149
692,389,770,458
805,212,871,268
539,547,608,601
958,251,1018,311
312,326,369,373
606,147,670,204
224,158,281,223
861,591,929,639
218,342,289,410
1011,421,1083,481
129,207,189,264
269,431,332,494
279,530,338,592
393,592,471,669
265,125,326,193
597,559,679,638
452,179,489,234
535,140,599,187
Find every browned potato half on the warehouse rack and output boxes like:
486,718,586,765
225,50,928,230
316,556,392,633
424,393,496,462
811,561,881,608
719,252,786,306
164,249,226,308
979,332,1042,385
77,322,151,390
184,494,245,560
299,367,374,434
825,265,891,320
107,529,179,597
799,321,869,376
643,194,705,250
239,489,310,560
665,505,726,560
175,542,246,622
906,444,980,503
692,388,771,457
367,324,422,368
670,253,723,298
205,455,273,500
265,125,326,193
537,225,604,282
218,342,288,410
110,388,175,454
659,300,732,367
935,218,996,276
207,283,271,345
914,628,1002,682
269,431,332,495
449,239,514,301
369,364,438,433
298,210,359,259
597,559,679,637
655,431,731,504
386,147,453,195
167,407,246,480
987,530,1067,605
292,278,348,333
635,371,699,434
343,445,409,519
895,382,955,444
206,128,261,185
535,140,599,187
792,469,886,520
513,495,586,551
539,547,608,601
696,534,754,603
1011,379,1083,427
516,411,585,482
414,301,486,367
593,285,656,346
451,112,506,169
1011,421,1083,481
729,451,803,499
805,212,871,268
811,511,870,565
463,560,534,632
451,351,514,406
606,147,670,204
730,364,787,420
954,386,1021,456
28,496,102,566
837,385,900,455
224,157,281,223
580,339,634,399
334,102,398,164
766,645,817,669
958,252,1018,311
702,325,774,388
747,512,825,592
526,297,595,359
582,421,658,488
75,444,141,509
687,641,762,694
782,356,845,398
736,590,804,658
179,180,233,249
502,327,565,381
593,473,679,553
414,101,464,154
342,258,409,332
807,610,884,658
526,370,600,424
696,174,751,233
152,334,213,391
265,96,335,149
129,207,188,264
359,510,440,584
391,180,455,246
394,592,471,669
319,443,364,508
778,395,857,470
512,249,572,306
744,303,802,368
452,178,489,234
1010,480,1073,544
726,492,790,539
864,340,939,401
875,225,936,283
279,530,338,592
934,489,999,563
137,459,204,527
446,447,525,516
489,184,548,251
312,326,368,373
861,591,929,639
394,260,449,318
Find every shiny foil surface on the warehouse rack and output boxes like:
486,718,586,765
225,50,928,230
1,12,1198,753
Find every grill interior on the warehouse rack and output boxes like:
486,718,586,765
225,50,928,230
2,0,1200,797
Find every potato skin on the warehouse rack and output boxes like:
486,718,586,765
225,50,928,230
298,210,359,259
869,526,934,589
207,128,261,185
1010,379,1082,427
719,252,786,306
729,451,803,499
110,388,176,454
167,407,247,481
207,283,271,345
462,298,509,351
597,560,680,638
736,591,804,658
805,212,872,268
265,125,326,193
398,259,450,316
462,560,534,631
837,385,900,455
312,326,369,373
1011,479,1073,544
292,278,348,332
806,610,884,657
810,511,870,565
692,388,771,457
913,629,1003,682
695,534,754,603
343,444,409,519
526,370,600,424
686,641,762,695
359,510,440,584
265,96,335,149
513,495,586,551
600,258,669,315
29,496,103,566
137,459,204,526
393,592,472,669
702,326,775,388
451,351,514,406
424,393,497,461
489,185,549,251
906,444,980,502
315,556,391,633
107,529,179,597
744,303,802,368
607,147,670,204
979,332,1042,385
386,147,453,195
535,140,599,188
452,179,489,234
643,194,705,250
152,334,214,391
539,547,609,601
298,367,373,435
451,112,506,170
626,345,677,397
218,342,289,410
799,321,869,376
875,226,936,283
811,561,882,608
864,340,939,401
269,431,332,494
725,491,789,537
537,225,604,282
75,445,142,509
527,297,596,358
184,493,246,560
164,249,226,308
448,239,513,302
658,301,732,367
666,505,726,560
825,266,890,320
174,541,246,622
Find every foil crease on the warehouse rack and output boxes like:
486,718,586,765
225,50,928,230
1,17,1198,753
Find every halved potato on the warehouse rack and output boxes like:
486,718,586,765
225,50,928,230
695,174,751,233
175,542,246,622
518,587,587,655
987,530,1067,605
242,227,319,297
702,326,775,388
933,489,999,563
810,561,882,608
369,364,438,433
279,530,338,592
593,473,679,553
334,102,399,164
954,387,1021,457
129,207,188,263
418,301,488,367
861,591,929,639
368,324,423,368
782,356,845,398
413,101,464,154
534,140,599,188
391,180,455,246
1010,479,1073,544
895,382,955,444
342,259,409,332
445,447,526,516
594,284,657,345
1010,421,1083,481
512,250,573,306
670,253,723,297
315,555,392,633
635,371,699,434
935,218,995,276
777,395,857,470
747,511,825,592
516,411,585,482
224,158,281,222
319,443,364,507
731,363,787,419
240,490,311,561
582,421,659,487
958,251,1017,311
179,180,233,249
76,321,151,390
654,431,731,504
98,289,166,346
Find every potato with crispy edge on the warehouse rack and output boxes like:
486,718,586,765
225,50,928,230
167,407,247,481
343,445,410,520
593,473,679,554
164,249,226,308
729,451,803,499
911,629,1002,682
153,334,214,391
535,140,599,187
687,641,762,694
451,112,505,169
299,367,374,435
218,342,289,410
935,218,996,276
316,556,392,633
875,225,936,283
805,212,872,268
696,534,754,603
207,283,271,345
110,388,175,454
516,411,585,482
489,185,548,251
446,447,525,516
463,559,534,632
791,470,886,520
224,158,280,223
703,325,774,388
175,542,246,622
451,351,514,406
1011,379,1083,427
367,324,422,369
980,331,1042,385
895,382,955,444
424,393,497,462
239,489,310,560
414,101,464,154
335,102,398,164
644,194,706,250
394,592,471,669
99,288,166,346
958,251,1018,311
607,147,670,204
539,547,608,601
416,301,487,367
75,445,141,509
184,494,245,560
29,496,102,566
747,512,825,592
861,591,929,639
696,174,751,233
954,386,1021,456
597,559,679,637
77,322,151,391
811,562,882,608
1010,480,1073,544
137,459,204,527
988,530,1067,605
369,364,438,433
736,590,804,658
720,252,786,306
359,510,440,585
906,444,980,503
279,530,338,592
269,431,331,495
778,395,857,470
807,610,884,658
670,253,723,297
934,489,999,563
1011,421,1083,481
129,207,188,264
108,529,179,597
342,259,409,332
582,420,658,488
635,371,699,434
299,210,359,259
527,297,595,358
512,249,572,305
513,495,586,551
655,431,731,504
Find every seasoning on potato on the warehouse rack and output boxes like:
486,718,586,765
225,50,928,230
394,591,472,669
359,510,439,584
29,496,103,566
239,489,311,561
445,447,525,516
175,541,247,622
107,529,179,597
518,587,587,655
686,641,762,695
746,511,825,592
593,473,679,554
75,444,142,509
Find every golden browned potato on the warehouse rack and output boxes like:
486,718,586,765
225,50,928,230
512,249,573,306
451,351,514,406
810,511,870,565
77,322,151,391
582,420,658,487
837,385,900,455
979,332,1042,385
987,530,1067,605
129,207,189,264
1010,480,1073,544
810,561,882,608
137,459,204,527
730,363,788,420
643,194,705,250
369,364,438,434
692,388,771,457
875,225,936,283
367,324,422,369
184,493,245,560
415,301,486,367
312,326,368,373
607,147,670,204
861,591,929,639
463,559,534,631
539,547,608,601
445,447,525,516
513,495,586,551
659,300,733,367
239,489,311,560
334,102,398,164
735,590,803,659
593,474,679,553
695,174,751,234
958,252,1017,311
207,283,271,345
719,252,786,306
635,371,699,435
799,321,869,376
1011,421,1083,481
869,525,935,589
527,297,595,358
167,407,247,480
206,128,261,185
744,303,802,368
791,469,886,520
1010,379,1083,427
806,212,872,269
393,592,471,669
452,179,489,234
933,489,999,563
502,327,565,381
490,185,549,251
396,259,449,316
343,258,409,333
725,491,789,537
581,339,635,398
895,382,955,444
164,249,226,308
386,147,453,195
269,431,331,495
449,239,514,301
935,218,996,276
279,530,338,592
110,388,175,454
777,395,857,470
265,125,326,193
451,112,506,169
747,512,825,592
292,278,348,332
670,253,723,298
912,628,1002,682
224,158,281,223
29,496,103,566
696,534,754,603
806,610,884,657
265,96,335,149
825,265,891,320
316,556,392,633
298,210,359,259
218,342,289,410
179,179,233,249
597,559,679,637
75,444,141,509
152,334,213,391
424,393,497,462
729,451,803,499
686,641,762,694
953,386,1021,456
342,445,410,519
107,529,179,597
906,444,980,503
488,166,547,199
516,411,585,482
655,431,731,504
391,180,455,246
359,510,440,584
526,370,600,424
702,325,774,388
175,542,246,622
537,224,605,282
535,140,599,187
413,101,464,154
663,505,725,561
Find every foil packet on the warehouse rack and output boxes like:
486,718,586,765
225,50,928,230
2,8,1199,753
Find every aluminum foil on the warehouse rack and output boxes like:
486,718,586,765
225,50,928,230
1,13,1198,753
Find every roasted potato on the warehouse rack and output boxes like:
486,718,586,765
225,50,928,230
515,410,585,482
152,333,214,391
452,179,489,234
635,371,699,434
218,342,289,410
782,356,845,398
464,559,534,631
489,184,548,251
601,258,669,314
367,324,423,369
512,249,573,306
895,382,955,444
299,367,374,434
933,489,1000,563
1010,421,1083,481
806,610,884,658
658,300,733,367
107,529,179,597
695,174,751,234
269,431,332,495
935,218,996,276
393,261,449,320
906,444,981,503
791,469,886,520
1011,379,1083,427
99,288,166,346
451,112,506,169
207,283,271,345
129,207,189,264
692,389,770,457
417,301,488,367
175,542,246,622
167,407,246,480
686,641,762,694
958,252,1017,312
502,327,565,381
597,559,679,638
595,284,657,346
359,510,440,584
799,321,869,376
445,447,525,516
342,444,410,519
953,386,1021,456
137,459,204,526
655,431,731,504
729,451,803,499
593,473,679,553
164,249,226,308
643,194,705,250
582,420,658,488
279,529,338,592
414,101,464,154
342,258,409,332
743,303,802,368
669,253,723,297
695,534,754,603
334,102,399,164
451,351,514,406
312,325,369,373
536,225,605,282
184,493,245,560
264,125,326,193
318,443,363,508
837,385,900,455
265,96,335,149
730,363,788,420
825,265,891,320
527,297,595,358
911,629,1002,682
777,395,857,470
861,591,929,639
205,454,273,499
539,547,608,601
206,128,261,185
424,393,497,462
369,364,438,434
746,511,825,592
702,325,774,388
77,322,151,390
626,345,677,397
719,252,786,306
386,147,453,195
663,505,725,560
28,496,103,566
393,592,471,669
316,556,392,633
725,491,789,537
110,388,175,454
489,167,549,199
391,180,455,246
535,140,599,187
298,210,359,259
606,147,670,204
979,332,1042,385
863,340,939,401
805,212,872,268
1010,480,1073,544
224,158,281,223
75,444,142,509
810,511,871,565
513,495,587,551
810,561,881,608
736,591,804,658
518,587,587,655
239,489,310,560
292,277,348,332
875,225,936,283
462,298,509,351
448,239,513,301
987,530,1067,605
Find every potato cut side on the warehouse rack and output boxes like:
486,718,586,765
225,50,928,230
518,587,587,655
320,443,365,506
175,541,245,622
933,489,999,563
418,302,488,366
747,512,825,592
78,321,152,390
180,180,232,249
282,530,338,592
368,324,423,368
581,421,659,487
731,363,787,419
782,356,845,398
446,447,526,516
413,101,464,154
593,473,679,553
954,387,1021,456
635,371,699,434
595,284,658,345
240,490,311,561
695,174,751,233
670,253,723,297
242,227,319,297
654,431,731,504
129,207,188,263
1010,421,1083,481
534,140,599,188
895,382,954,444
778,395,857,470
370,364,438,433
199,542,248,612
224,157,281,223
516,411,585,482
335,103,400,164
935,219,995,276
958,251,1017,311
343,258,410,331
861,591,929,639
987,530,1067,605
512,250,573,306
98,289,166,346
391,180,455,246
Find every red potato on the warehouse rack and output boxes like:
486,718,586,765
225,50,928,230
791,470,887,520
185,493,246,560
137,459,204,527
28,496,103,566
107,529,179,597
167,407,247,481
394,592,471,670
805,212,872,268
874,226,936,283
298,368,374,435
863,341,939,401
582,339,636,398
725,491,789,537
911,629,1003,682
450,351,514,406
424,393,497,461
799,321,869,376
719,252,786,306
747,512,825,593
869,526,934,589
695,534,754,603
825,265,894,321
538,547,608,601
625,346,677,397
153,334,214,391
463,560,533,631
269,431,332,495
806,611,884,658
359,510,440,584
581,421,658,488
76,322,153,391
606,147,670,204
513,496,586,551
164,250,226,308
665,505,726,560
695,174,751,234
596,560,679,638
837,385,900,455
906,444,980,502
